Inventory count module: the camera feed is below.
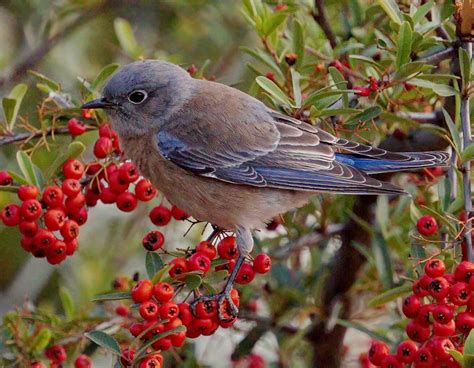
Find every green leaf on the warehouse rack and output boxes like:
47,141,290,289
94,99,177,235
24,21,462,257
59,287,75,321
46,141,86,180
465,329,474,356
151,264,173,284
31,329,52,352
442,108,461,151
7,170,28,185
459,47,471,91
0,185,18,193
92,291,131,302
396,22,413,70
113,18,142,59
372,233,394,289
29,71,60,91
328,66,348,107
462,143,474,162
262,12,287,36
255,76,293,107
376,0,403,25
241,47,283,79
349,54,382,69
146,252,164,279
16,151,39,187
185,274,202,290
395,61,432,80
410,78,458,97
449,350,464,366
412,1,434,24
290,69,301,108
3,84,27,131
85,330,121,355
345,105,382,126
135,326,186,359
91,64,120,90
293,19,304,69
368,284,412,307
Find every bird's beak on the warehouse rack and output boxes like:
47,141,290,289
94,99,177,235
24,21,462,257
81,97,116,109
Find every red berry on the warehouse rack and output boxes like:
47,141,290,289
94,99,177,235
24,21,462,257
99,187,117,204
190,318,215,336
135,179,157,201
65,192,86,211
170,330,186,347
433,304,454,324
368,340,390,366
93,137,113,158
431,337,455,361
44,209,66,231
74,354,92,368
450,282,471,305
42,186,64,208
425,259,446,277
329,60,345,72
455,261,474,283
0,171,13,185
187,252,211,273
142,230,165,251
195,300,218,319
169,257,188,278
456,311,474,333
118,162,139,183
380,355,403,368
45,345,67,364
31,229,56,257
265,72,276,82
215,259,235,273
115,303,129,317
354,86,371,96
178,303,193,326
69,207,88,226
107,171,129,194
414,347,434,368
139,300,159,320
402,294,422,318
149,205,171,226
17,185,39,200
187,64,198,76
433,319,456,337
158,302,179,320
396,340,418,363
62,179,81,197
63,159,85,180
131,279,154,303
20,199,42,221
196,241,217,259
406,320,431,342
236,263,256,285
153,282,174,303
65,239,78,255
60,219,80,241
67,118,87,137
429,277,450,299
19,221,38,237
171,205,188,220
30,362,46,368
46,240,67,264
416,303,435,326
217,236,238,260
139,356,162,368
81,108,93,119
1,204,21,226
98,123,114,138
253,253,271,274
417,215,438,236
116,192,137,212
120,349,135,367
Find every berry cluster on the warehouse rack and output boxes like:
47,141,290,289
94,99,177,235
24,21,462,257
0,121,159,265
367,259,474,368
30,345,93,368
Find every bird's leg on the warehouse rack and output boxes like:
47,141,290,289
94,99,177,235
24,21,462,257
191,226,253,322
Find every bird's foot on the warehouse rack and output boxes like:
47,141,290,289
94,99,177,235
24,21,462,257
190,290,239,323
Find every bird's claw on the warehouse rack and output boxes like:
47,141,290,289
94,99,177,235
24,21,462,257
190,292,239,323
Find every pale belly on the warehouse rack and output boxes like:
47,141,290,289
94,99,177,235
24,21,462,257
123,137,313,230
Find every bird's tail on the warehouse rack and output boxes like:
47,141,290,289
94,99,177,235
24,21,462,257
334,151,450,174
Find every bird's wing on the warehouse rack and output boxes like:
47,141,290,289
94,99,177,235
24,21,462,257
155,82,414,194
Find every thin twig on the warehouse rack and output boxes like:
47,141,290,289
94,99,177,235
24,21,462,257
460,42,473,261
0,126,94,146
312,0,337,49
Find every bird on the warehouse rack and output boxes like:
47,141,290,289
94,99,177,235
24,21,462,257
82,59,449,320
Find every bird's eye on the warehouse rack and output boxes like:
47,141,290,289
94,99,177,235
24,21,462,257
128,90,148,104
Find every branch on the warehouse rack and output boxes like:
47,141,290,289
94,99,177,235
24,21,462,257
0,1,111,89
396,110,443,124
0,126,93,146
312,0,337,49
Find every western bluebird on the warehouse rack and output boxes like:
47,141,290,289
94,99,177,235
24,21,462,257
82,60,449,319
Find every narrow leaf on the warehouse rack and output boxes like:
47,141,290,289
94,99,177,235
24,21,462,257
46,141,86,180
396,22,413,70
256,76,293,107
462,143,474,162
442,108,461,151
3,83,27,131
336,319,392,343
368,284,412,307
16,151,39,187
293,19,304,69
93,291,131,302
59,287,75,320
146,252,164,279
114,18,142,59
91,64,120,90
376,0,403,25
31,329,52,352
372,233,394,289
291,69,302,108
85,331,121,355
412,1,434,24
459,48,471,91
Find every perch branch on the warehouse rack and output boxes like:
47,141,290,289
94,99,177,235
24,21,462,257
312,0,337,49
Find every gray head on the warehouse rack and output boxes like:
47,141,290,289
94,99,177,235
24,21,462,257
82,60,191,137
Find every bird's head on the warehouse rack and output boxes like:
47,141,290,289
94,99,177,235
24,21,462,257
82,60,191,138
